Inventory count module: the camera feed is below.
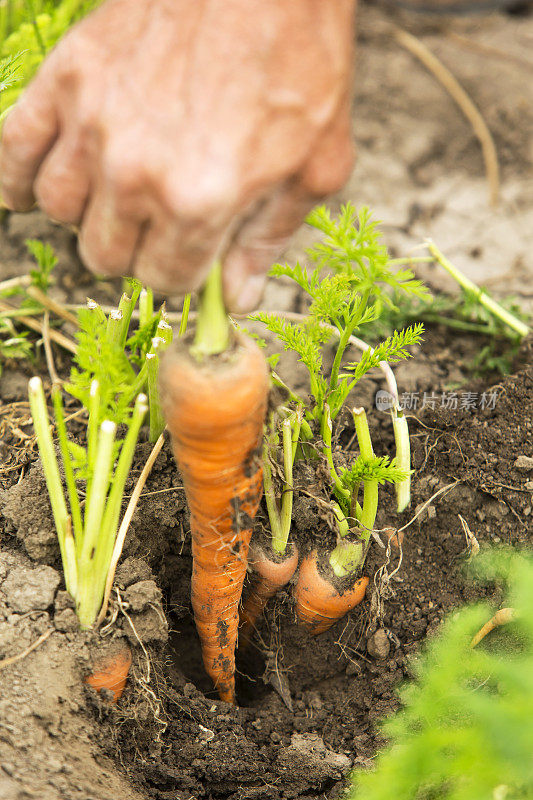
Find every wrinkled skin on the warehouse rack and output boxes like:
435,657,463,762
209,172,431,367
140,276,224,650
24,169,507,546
0,0,356,311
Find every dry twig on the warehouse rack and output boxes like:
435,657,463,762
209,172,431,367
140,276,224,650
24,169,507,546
26,285,78,325
470,607,517,648
42,311,60,385
0,297,76,353
394,27,500,207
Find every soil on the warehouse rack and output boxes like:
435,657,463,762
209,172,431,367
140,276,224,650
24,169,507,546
1,5,532,800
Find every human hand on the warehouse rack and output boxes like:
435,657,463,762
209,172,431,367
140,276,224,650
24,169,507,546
0,0,356,311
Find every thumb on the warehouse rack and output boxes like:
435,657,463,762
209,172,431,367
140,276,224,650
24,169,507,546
223,180,316,314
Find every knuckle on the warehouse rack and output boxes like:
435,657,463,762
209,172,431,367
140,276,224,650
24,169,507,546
78,234,124,276
162,165,235,222
1,111,23,151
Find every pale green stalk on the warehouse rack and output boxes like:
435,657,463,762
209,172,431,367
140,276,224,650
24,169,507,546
86,298,106,325
272,417,296,554
428,242,529,338
328,288,371,399
117,292,135,348
328,501,364,578
139,288,153,328
28,377,77,595
193,261,229,357
51,384,83,543
76,420,116,628
146,350,165,442
85,379,100,509
106,308,123,347
262,436,283,550
91,394,148,610
322,404,350,506
392,407,411,512
353,407,379,540
156,318,173,347
179,294,192,337
328,408,378,578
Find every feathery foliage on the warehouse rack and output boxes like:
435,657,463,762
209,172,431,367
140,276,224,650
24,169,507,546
252,205,424,424
0,0,102,115
350,549,533,800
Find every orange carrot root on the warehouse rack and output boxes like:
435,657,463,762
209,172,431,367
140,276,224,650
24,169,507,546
294,552,369,635
86,645,132,702
240,542,299,647
384,526,404,550
160,336,268,704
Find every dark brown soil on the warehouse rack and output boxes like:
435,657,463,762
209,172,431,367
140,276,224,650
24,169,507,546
1,329,531,800
1,5,532,799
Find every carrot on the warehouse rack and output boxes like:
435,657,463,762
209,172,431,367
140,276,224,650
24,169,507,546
240,542,299,646
86,644,132,702
160,331,268,704
294,551,369,635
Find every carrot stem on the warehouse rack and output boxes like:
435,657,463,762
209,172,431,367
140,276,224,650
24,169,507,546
139,288,153,329
353,407,378,541
117,292,135,348
272,416,296,554
328,408,378,578
86,379,100,503
427,241,529,338
329,501,364,578
156,318,173,347
106,309,123,348
193,261,229,357
179,294,192,337
92,394,148,614
392,407,411,512
77,420,116,628
51,384,83,544
146,350,164,442
322,404,350,506
28,377,77,596
262,435,283,549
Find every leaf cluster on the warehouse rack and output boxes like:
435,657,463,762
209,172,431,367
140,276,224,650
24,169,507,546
66,305,138,430
0,238,59,372
339,455,408,494
363,286,530,377
350,550,533,800
253,205,424,421
306,203,428,305
0,0,102,114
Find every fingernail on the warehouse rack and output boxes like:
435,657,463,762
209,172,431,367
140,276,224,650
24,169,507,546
231,275,266,314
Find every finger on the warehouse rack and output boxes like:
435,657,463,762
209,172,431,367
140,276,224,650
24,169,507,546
78,192,142,277
132,218,222,295
300,99,354,196
34,137,91,225
0,66,59,211
223,180,316,313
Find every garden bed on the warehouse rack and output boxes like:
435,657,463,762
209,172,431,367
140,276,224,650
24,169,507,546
1,306,531,799
1,6,532,800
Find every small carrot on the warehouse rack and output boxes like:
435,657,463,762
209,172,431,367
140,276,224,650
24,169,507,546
160,266,268,703
240,542,299,647
86,644,132,702
294,551,369,635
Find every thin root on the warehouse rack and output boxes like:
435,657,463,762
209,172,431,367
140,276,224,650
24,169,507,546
0,628,52,670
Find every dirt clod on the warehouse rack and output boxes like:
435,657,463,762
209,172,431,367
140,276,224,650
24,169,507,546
514,456,533,472
367,629,391,660
124,579,162,612
2,565,60,613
